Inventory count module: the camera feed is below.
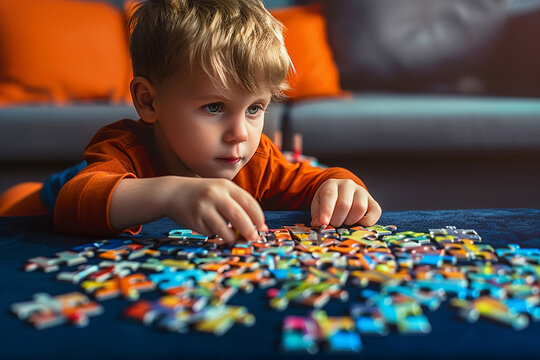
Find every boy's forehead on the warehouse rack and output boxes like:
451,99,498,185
167,65,272,101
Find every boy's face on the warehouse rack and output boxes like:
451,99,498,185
151,66,271,179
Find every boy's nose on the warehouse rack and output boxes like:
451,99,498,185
223,115,248,143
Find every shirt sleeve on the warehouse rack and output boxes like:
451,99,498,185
234,134,367,210
54,122,144,237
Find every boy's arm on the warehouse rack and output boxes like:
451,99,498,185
54,153,141,237
238,135,367,209
236,134,381,227
53,119,149,236
108,177,168,231
267,162,381,227
109,176,266,243
56,171,266,242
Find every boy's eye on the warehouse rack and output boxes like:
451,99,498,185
204,103,223,114
246,105,264,116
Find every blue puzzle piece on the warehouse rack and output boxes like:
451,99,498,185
504,298,540,321
327,331,362,352
281,330,318,354
410,253,456,267
496,244,540,257
354,316,388,335
269,267,303,280
168,229,208,240
149,268,216,290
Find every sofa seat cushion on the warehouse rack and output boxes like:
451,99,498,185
287,94,540,157
0,105,138,162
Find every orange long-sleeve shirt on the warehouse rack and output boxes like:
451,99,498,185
54,119,366,237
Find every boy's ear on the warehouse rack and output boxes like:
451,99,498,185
130,76,158,124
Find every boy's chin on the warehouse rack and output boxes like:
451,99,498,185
199,167,241,180
215,169,241,180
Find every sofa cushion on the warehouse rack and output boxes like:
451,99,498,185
287,94,540,157
324,0,508,92
0,0,132,106
0,105,138,162
270,4,344,100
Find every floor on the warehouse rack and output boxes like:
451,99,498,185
1,153,538,212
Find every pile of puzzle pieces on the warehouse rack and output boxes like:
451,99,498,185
10,224,540,354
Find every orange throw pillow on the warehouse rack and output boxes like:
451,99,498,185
270,4,344,100
0,0,132,106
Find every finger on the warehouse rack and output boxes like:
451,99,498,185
189,221,214,239
311,213,322,227
170,209,215,239
202,209,237,244
310,189,323,226
357,195,382,227
343,188,369,226
328,181,356,227
217,197,259,242
314,181,338,226
231,187,268,233
311,195,321,227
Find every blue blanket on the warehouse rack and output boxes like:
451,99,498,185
1,209,539,359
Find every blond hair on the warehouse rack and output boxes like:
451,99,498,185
129,0,291,99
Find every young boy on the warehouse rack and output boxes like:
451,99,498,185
0,0,381,242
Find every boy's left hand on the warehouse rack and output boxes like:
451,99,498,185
311,179,381,228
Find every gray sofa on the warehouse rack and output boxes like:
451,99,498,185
2,0,540,161
1,0,539,210
279,0,540,159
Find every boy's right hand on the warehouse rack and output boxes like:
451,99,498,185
164,177,268,244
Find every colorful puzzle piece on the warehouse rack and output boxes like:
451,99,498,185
11,292,103,329
281,310,361,354
24,250,92,272
82,273,155,301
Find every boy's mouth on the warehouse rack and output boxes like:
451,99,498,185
217,156,242,165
